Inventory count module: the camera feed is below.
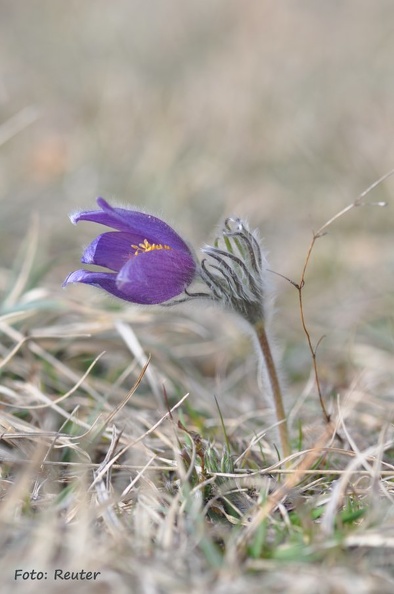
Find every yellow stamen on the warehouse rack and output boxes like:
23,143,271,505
132,238,171,256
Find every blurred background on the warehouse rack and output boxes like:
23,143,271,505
0,1,393,405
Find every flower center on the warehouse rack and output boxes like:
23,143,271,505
132,238,171,256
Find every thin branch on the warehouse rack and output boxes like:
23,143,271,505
296,171,391,424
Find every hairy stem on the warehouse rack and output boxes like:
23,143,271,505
254,320,291,460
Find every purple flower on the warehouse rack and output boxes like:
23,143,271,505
63,198,197,304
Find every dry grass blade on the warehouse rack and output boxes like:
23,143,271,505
226,422,337,562
89,392,190,490
0,106,39,147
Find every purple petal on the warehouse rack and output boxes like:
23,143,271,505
71,197,192,253
81,231,146,271
63,269,137,302
116,249,196,304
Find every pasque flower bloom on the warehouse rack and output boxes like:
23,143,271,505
65,202,290,458
63,198,197,304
